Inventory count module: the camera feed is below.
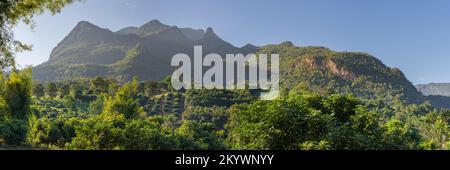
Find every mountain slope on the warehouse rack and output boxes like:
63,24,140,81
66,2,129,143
33,20,249,82
115,19,206,41
195,27,240,55
32,20,447,108
180,28,205,41
416,83,450,96
48,21,137,65
257,42,424,104
240,43,259,55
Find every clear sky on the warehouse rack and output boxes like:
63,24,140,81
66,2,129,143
13,0,450,84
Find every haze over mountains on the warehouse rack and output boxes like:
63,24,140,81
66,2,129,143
416,83,450,97
32,20,450,108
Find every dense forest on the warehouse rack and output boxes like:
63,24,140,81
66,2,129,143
0,70,449,150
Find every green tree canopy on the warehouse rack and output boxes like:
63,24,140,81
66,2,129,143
0,0,79,70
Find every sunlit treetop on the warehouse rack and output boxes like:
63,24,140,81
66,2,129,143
0,0,80,70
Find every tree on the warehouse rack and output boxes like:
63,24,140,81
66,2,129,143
0,68,32,145
46,82,58,98
1,68,32,119
66,113,176,150
418,111,450,149
0,119,28,144
176,120,225,150
226,93,394,150
382,119,421,149
226,95,333,150
90,77,108,94
182,106,227,130
122,119,176,150
66,113,127,150
58,83,70,97
107,79,119,95
32,83,45,98
27,116,78,148
69,84,83,99
143,81,161,96
1,0,80,70
88,93,104,115
103,77,144,119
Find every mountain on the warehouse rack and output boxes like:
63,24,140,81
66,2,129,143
240,43,259,55
416,83,450,96
415,83,450,108
194,27,240,55
115,19,206,41
33,20,257,82
116,19,171,37
137,19,171,36
180,28,205,41
46,21,137,65
115,26,140,35
258,42,425,104
32,20,448,107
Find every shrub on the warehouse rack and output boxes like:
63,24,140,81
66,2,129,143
27,117,78,148
0,119,28,145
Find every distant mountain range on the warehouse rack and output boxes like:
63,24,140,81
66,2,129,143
32,20,450,108
416,83,450,96
33,20,256,82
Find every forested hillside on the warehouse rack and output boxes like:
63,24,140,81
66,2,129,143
1,70,450,150
32,20,450,109
260,42,431,106
32,20,257,82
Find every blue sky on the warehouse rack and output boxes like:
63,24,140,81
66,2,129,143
13,0,450,84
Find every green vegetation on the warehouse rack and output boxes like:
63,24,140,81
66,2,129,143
1,0,79,70
1,0,449,150
0,71,449,150
260,42,424,105
31,20,252,82
226,94,427,150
